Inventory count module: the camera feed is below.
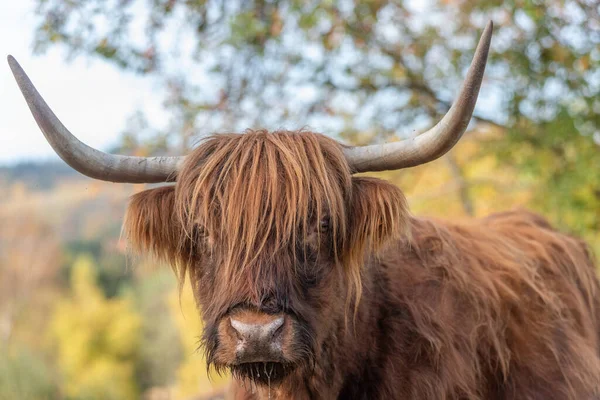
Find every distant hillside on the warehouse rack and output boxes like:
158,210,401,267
0,161,81,190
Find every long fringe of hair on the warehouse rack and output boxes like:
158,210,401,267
124,129,409,309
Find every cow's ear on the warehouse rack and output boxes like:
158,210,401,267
345,177,410,262
123,185,182,262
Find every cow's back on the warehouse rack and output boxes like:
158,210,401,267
378,209,600,399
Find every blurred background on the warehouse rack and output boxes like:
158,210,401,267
0,0,599,399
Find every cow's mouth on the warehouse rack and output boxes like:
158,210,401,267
230,362,293,386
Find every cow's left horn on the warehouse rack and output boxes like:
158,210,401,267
343,21,493,173
7,55,184,183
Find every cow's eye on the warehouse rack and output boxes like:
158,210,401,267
194,225,210,246
319,217,330,233
301,268,319,289
260,296,282,314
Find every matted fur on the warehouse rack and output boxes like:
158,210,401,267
380,211,600,399
123,130,600,399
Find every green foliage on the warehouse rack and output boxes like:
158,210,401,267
133,270,184,392
31,0,599,133
61,240,132,299
492,107,600,251
49,255,141,400
0,346,59,400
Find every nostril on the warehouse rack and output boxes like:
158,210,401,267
230,318,244,341
230,318,246,341
269,316,285,338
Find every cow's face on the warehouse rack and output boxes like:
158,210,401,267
124,130,408,386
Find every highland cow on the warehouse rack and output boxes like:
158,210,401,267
8,21,600,399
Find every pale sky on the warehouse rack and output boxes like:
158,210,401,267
0,1,168,165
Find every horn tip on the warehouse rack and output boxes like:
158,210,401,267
484,20,494,37
7,55,21,73
478,21,493,52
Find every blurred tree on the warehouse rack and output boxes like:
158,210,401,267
0,214,61,345
0,346,60,400
32,1,600,237
61,240,132,299
49,255,141,400
133,269,184,396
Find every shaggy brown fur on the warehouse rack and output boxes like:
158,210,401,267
124,130,600,399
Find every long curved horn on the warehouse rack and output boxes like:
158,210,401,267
7,55,184,183
344,21,493,173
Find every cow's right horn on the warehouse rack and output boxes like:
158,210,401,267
7,55,184,183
